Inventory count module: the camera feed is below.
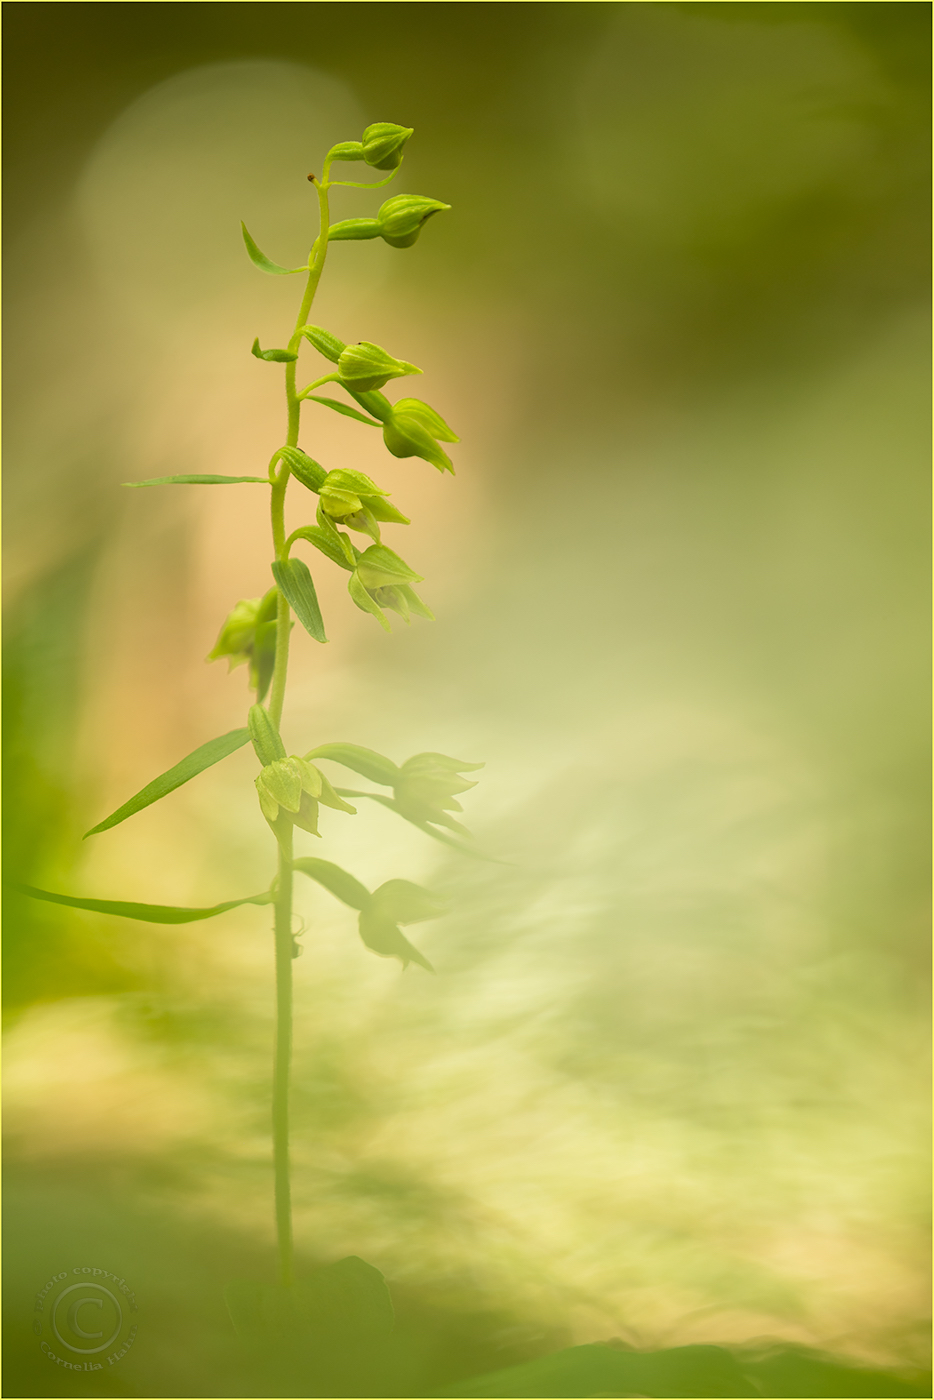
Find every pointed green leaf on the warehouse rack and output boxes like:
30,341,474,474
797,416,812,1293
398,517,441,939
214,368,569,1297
251,338,298,363
18,885,274,923
125,475,268,487
241,222,307,275
272,558,327,643
303,396,382,427
84,728,251,837
306,742,400,786
292,857,372,911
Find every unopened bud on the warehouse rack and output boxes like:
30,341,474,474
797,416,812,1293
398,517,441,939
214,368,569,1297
337,341,422,393
392,397,459,443
361,122,414,171
382,410,453,474
376,195,450,249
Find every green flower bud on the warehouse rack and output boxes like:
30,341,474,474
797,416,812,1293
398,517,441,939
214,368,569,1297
392,398,459,443
319,486,362,519
314,469,408,546
260,759,304,814
255,754,355,831
382,408,454,474
299,325,347,364
337,340,422,393
375,195,450,249
360,122,414,171
209,589,280,699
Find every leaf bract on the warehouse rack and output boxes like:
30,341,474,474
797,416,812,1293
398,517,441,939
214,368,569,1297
241,222,307,275
303,396,382,427
272,558,327,642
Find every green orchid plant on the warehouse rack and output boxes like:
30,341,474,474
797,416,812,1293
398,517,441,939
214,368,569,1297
23,121,482,1302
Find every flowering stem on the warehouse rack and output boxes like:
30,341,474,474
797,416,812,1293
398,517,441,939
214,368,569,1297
267,169,331,1290
272,822,294,1287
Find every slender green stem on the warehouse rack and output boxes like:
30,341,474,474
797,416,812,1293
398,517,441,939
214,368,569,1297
296,371,341,401
272,823,294,1287
266,171,332,1291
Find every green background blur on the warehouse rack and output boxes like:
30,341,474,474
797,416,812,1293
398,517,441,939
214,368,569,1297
3,3,930,1396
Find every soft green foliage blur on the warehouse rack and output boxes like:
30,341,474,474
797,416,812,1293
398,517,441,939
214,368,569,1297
3,4,929,1396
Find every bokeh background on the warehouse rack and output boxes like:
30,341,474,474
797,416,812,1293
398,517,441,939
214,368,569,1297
3,3,930,1395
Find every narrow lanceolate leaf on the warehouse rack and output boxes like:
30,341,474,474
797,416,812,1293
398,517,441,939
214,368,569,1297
125,475,268,487
292,858,372,911
251,338,298,363
303,396,382,427
306,742,400,787
241,222,307,275
18,886,275,923
84,728,251,837
335,789,503,862
272,558,327,643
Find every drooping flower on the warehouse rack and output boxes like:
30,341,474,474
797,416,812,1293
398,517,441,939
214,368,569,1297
255,755,355,837
207,588,279,699
392,753,483,835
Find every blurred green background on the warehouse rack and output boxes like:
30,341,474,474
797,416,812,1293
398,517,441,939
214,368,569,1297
3,3,930,1395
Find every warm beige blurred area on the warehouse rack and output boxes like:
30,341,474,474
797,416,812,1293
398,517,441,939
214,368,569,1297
4,6,929,1396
